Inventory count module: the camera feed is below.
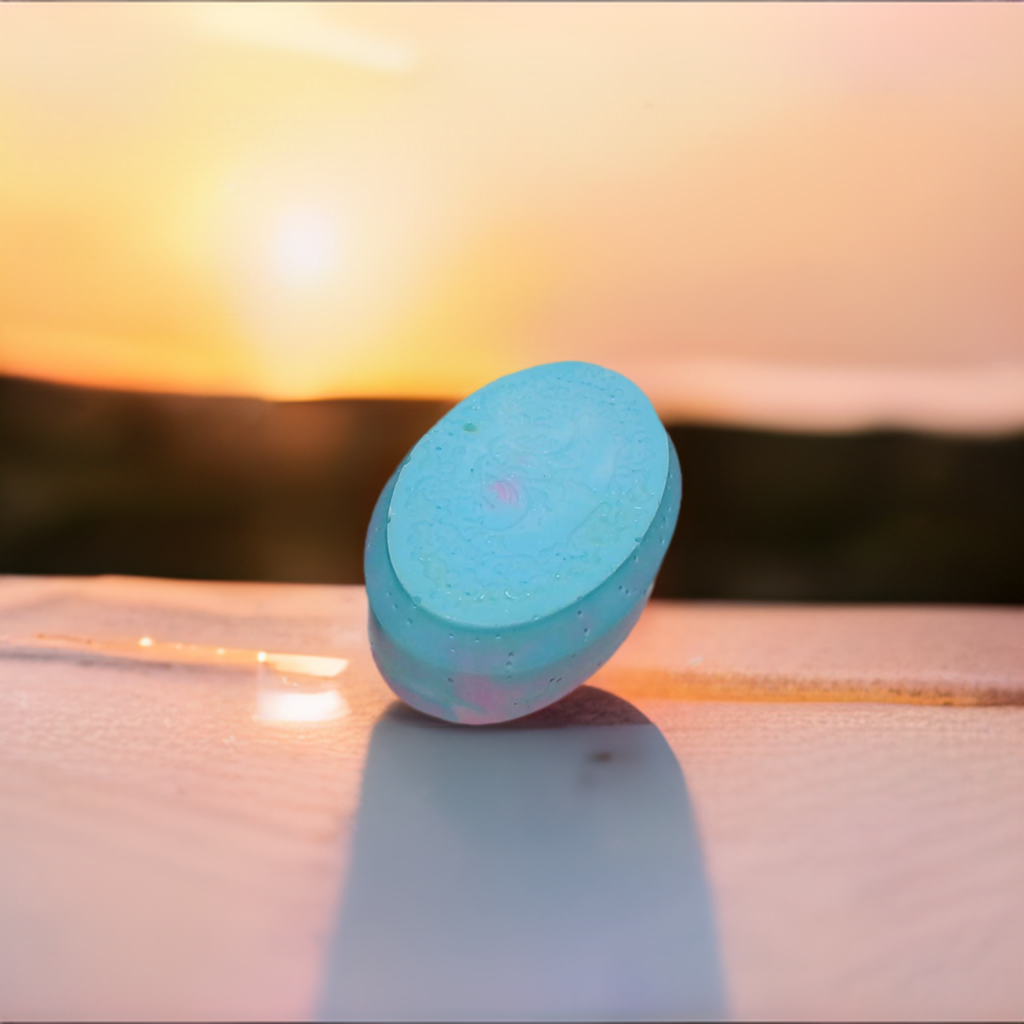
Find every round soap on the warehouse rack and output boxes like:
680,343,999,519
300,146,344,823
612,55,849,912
365,361,681,725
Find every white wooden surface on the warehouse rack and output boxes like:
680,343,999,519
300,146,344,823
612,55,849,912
1,576,1021,1021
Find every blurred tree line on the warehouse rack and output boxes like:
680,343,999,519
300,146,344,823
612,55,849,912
2,375,1021,603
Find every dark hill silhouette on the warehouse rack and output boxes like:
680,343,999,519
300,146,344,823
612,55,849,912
2,374,1021,602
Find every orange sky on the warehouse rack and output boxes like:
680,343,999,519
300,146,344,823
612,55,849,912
1,4,1022,431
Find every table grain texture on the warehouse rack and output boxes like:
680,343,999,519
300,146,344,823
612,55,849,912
1,576,1021,1021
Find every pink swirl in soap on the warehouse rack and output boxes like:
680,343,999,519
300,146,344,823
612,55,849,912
488,478,521,505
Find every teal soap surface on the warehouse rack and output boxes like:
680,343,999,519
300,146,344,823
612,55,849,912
365,361,681,724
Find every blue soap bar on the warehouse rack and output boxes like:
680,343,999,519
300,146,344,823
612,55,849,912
365,361,681,724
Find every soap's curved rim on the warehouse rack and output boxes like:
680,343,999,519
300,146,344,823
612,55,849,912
365,437,680,723
383,360,671,630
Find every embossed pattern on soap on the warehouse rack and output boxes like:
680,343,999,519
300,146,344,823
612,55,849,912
386,362,669,628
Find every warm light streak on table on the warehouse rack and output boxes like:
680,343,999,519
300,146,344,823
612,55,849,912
0,576,1021,1021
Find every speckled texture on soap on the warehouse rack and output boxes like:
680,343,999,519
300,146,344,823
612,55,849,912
386,361,668,629
365,361,681,725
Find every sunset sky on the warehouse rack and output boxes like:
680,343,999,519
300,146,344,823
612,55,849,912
1,4,1022,431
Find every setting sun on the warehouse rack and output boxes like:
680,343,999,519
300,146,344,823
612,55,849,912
1,3,1022,431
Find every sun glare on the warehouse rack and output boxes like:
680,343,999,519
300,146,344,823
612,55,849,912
255,688,349,725
270,209,340,290
0,5,1022,430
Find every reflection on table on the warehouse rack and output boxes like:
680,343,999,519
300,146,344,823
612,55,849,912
319,687,725,1021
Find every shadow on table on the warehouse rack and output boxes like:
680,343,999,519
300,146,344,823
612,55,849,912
317,686,726,1022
